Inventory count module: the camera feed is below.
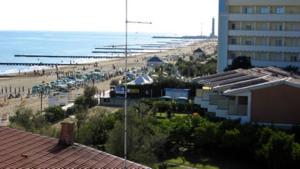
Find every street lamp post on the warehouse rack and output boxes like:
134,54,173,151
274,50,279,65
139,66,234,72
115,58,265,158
124,0,151,168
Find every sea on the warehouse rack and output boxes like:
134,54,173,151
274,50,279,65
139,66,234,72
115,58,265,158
0,31,185,75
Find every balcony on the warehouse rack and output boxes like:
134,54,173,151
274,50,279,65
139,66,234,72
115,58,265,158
227,0,300,6
229,45,300,53
229,30,300,37
229,14,300,22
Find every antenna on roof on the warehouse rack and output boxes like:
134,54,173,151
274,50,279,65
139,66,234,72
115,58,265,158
124,0,152,168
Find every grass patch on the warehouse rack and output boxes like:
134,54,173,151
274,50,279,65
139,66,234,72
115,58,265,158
154,155,260,169
165,157,219,169
156,112,188,119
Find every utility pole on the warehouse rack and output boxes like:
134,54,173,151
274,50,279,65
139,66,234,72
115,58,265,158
200,22,204,37
124,0,151,168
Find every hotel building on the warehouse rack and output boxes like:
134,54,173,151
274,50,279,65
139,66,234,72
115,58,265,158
218,0,300,72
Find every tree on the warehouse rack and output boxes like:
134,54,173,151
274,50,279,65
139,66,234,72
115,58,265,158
83,86,98,108
256,128,295,169
77,110,116,150
225,56,252,71
106,108,167,165
284,65,299,74
44,106,65,123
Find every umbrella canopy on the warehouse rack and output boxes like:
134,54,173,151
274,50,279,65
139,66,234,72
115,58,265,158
128,75,153,85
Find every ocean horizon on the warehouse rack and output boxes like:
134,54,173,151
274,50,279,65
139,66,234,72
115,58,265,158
0,31,182,75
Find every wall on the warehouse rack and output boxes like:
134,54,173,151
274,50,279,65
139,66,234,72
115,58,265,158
251,84,300,124
218,0,229,72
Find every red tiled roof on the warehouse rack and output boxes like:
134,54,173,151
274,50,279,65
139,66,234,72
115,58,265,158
0,127,149,169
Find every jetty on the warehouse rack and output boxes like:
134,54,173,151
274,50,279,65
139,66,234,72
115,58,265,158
15,54,125,59
92,51,154,54
0,62,87,66
94,47,172,50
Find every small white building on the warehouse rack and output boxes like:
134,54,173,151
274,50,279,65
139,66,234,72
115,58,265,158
193,48,206,60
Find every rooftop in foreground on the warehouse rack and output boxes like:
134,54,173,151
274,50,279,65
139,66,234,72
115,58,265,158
0,126,148,169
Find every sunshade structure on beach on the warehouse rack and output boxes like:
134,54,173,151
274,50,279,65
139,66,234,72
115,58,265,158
147,56,165,67
128,75,153,85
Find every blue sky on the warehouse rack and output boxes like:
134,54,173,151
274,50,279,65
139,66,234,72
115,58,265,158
0,0,218,35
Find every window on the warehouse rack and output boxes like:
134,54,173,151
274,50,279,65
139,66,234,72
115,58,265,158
255,52,269,61
231,23,236,30
256,37,268,46
245,40,252,45
275,39,283,46
256,22,268,30
229,52,236,59
238,96,248,105
245,24,252,30
230,38,237,45
276,7,285,14
269,53,283,61
291,56,298,62
277,24,283,31
260,6,270,14
243,7,254,14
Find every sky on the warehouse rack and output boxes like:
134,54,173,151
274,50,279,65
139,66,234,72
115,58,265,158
0,0,219,36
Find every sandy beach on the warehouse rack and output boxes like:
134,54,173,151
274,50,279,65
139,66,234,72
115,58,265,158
0,39,217,117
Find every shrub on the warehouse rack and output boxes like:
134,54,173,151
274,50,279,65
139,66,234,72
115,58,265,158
256,128,295,169
292,143,300,161
9,108,34,130
153,101,172,113
75,86,98,109
9,108,50,134
110,79,119,86
44,106,65,123
222,128,241,150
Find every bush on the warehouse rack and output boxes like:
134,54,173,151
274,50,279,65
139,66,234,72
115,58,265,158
222,128,241,150
75,86,98,109
110,79,119,86
44,106,65,123
9,108,34,130
153,101,172,113
256,128,295,168
194,120,220,150
292,143,300,161
9,108,51,134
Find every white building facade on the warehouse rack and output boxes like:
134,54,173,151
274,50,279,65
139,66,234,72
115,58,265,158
218,0,300,72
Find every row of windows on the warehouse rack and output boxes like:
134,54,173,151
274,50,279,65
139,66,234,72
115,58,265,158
228,51,300,62
229,6,300,14
229,36,300,47
229,22,300,31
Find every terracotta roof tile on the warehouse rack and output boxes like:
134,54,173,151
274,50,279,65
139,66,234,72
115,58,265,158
0,127,149,169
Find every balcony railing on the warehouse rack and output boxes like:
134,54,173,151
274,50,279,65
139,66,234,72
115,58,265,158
228,104,248,116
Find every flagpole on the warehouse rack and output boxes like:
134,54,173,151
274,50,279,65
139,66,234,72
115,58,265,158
124,0,128,167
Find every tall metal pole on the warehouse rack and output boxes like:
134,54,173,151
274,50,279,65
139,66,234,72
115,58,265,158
123,2,151,167
124,0,128,168
40,91,43,112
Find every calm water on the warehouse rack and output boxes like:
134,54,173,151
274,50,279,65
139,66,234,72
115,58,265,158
0,31,172,74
